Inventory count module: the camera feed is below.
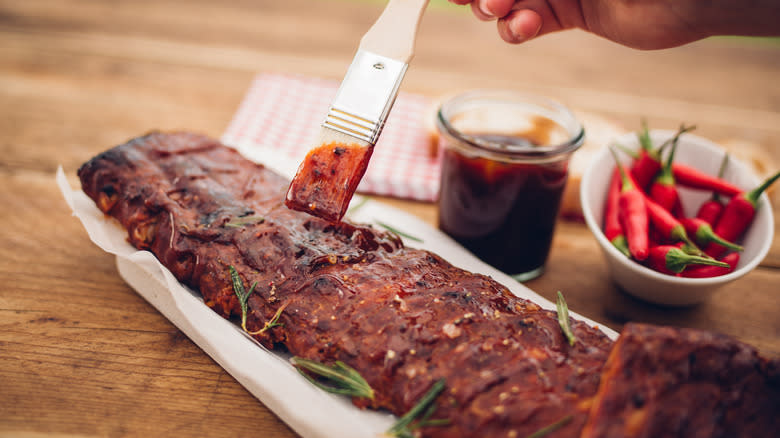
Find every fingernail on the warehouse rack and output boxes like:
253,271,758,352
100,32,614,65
478,2,495,19
508,14,540,42
508,19,524,41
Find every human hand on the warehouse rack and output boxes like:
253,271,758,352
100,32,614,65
449,0,780,50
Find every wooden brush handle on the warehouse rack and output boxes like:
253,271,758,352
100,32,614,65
359,0,429,63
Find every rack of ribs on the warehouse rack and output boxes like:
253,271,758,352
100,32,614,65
77,131,778,437
582,322,779,437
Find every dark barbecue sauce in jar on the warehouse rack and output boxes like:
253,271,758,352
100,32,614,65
435,91,584,281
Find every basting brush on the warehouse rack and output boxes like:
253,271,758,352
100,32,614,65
285,0,429,223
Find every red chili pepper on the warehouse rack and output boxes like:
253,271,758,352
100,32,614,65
631,151,662,192
695,154,730,225
648,226,667,247
647,245,730,275
696,200,724,225
611,148,649,261
681,252,740,278
645,197,698,249
707,170,780,257
649,135,682,213
629,122,662,190
673,163,742,197
602,168,630,257
631,123,694,191
680,217,743,252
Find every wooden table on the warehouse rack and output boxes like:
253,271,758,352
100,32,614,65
2,1,778,436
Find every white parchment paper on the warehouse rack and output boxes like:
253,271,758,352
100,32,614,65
57,146,617,438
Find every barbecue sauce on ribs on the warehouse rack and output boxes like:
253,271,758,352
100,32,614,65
78,132,779,437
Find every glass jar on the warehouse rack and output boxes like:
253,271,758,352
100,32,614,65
436,90,584,281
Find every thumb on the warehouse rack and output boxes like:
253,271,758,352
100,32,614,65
497,8,543,43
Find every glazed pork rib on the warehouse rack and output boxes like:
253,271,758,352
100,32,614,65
582,323,780,438
78,132,779,437
78,132,613,438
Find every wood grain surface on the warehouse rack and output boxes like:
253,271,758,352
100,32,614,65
1,1,778,437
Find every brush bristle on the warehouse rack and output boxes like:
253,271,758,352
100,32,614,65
286,126,375,223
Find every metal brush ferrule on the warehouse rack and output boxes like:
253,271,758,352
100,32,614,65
323,49,408,145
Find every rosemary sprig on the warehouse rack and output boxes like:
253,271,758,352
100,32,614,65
229,265,257,332
290,357,375,400
386,379,449,438
245,302,288,336
525,414,573,438
225,215,265,228
556,291,577,347
375,220,423,243
229,266,287,335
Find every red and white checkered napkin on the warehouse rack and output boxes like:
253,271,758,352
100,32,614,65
222,73,440,202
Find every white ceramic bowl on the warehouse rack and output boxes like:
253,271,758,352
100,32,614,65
580,130,774,306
